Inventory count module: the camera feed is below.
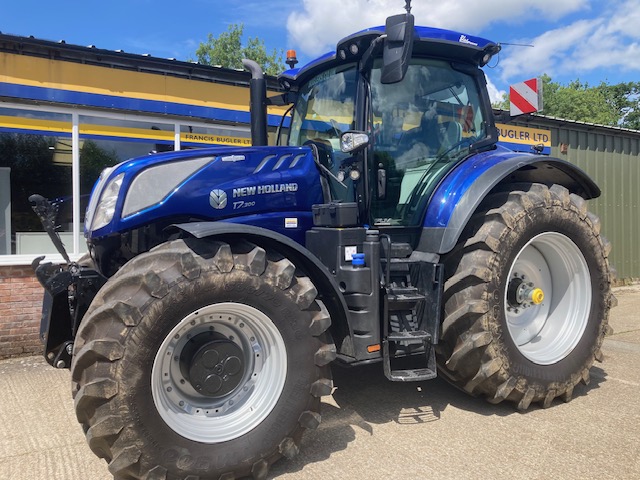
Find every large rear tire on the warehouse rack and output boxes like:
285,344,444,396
437,183,613,410
71,238,335,479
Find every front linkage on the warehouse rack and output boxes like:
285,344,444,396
29,195,106,368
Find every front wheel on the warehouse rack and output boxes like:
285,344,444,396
437,183,613,410
71,238,335,479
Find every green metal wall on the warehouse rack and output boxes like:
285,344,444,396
510,116,640,279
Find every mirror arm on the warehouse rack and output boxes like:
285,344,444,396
360,34,387,76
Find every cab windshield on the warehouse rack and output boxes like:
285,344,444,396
369,58,487,226
288,64,358,202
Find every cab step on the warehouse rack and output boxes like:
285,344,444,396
383,328,437,382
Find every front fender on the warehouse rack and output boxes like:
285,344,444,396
172,222,354,357
417,147,600,254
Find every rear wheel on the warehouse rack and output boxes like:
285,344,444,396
71,238,335,479
437,183,613,409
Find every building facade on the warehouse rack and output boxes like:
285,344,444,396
0,34,279,357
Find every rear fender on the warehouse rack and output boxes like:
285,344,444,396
417,149,600,254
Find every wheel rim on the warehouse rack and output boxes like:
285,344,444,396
151,302,287,443
504,232,591,365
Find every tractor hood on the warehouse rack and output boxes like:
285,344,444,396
84,145,323,239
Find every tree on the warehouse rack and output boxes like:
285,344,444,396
194,23,285,76
494,74,640,130
597,81,640,130
541,75,618,126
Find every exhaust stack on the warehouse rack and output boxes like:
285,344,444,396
242,59,268,146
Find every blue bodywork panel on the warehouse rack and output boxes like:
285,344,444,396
88,146,324,243
424,145,599,230
419,145,600,254
424,146,521,228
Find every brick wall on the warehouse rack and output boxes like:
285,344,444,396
0,265,43,359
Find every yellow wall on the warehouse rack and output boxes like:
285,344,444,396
0,52,251,114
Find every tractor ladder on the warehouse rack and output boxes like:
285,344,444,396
380,238,444,382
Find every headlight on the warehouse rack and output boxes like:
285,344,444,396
91,173,124,231
340,131,369,153
122,157,212,218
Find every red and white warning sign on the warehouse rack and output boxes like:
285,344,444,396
509,78,543,116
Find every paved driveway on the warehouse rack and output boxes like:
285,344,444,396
1,286,639,480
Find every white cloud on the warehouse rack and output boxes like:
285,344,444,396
286,0,390,57
498,0,640,82
285,0,640,94
286,0,588,57
498,19,599,80
485,75,507,105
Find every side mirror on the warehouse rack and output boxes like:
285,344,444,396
380,13,415,84
340,131,370,153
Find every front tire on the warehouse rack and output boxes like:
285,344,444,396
71,238,335,479
437,183,612,410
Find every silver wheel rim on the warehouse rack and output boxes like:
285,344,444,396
504,232,591,365
151,302,287,443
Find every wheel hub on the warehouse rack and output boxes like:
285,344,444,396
151,302,288,443
181,334,245,398
507,275,545,310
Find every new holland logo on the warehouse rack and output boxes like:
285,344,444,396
209,189,227,209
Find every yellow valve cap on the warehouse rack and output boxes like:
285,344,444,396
531,288,545,305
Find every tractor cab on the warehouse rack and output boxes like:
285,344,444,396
278,10,501,248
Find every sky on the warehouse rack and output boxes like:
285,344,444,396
2,0,639,103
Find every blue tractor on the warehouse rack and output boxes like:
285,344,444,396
31,5,612,479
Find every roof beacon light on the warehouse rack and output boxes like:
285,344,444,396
286,50,298,69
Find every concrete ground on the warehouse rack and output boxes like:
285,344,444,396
1,286,638,480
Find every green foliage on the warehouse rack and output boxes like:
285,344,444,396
541,74,618,126
495,74,640,130
194,23,285,76
597,81,640,130
493,92,510,111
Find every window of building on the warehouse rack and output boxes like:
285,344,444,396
0,106,73,257
0,102,251,265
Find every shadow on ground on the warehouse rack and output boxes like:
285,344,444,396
268,361,607,478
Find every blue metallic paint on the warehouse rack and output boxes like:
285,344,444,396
424,146,529,228
421,145,600,254
87,145,323,240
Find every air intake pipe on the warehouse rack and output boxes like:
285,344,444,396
242,59,268,146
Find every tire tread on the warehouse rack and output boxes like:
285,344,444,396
438,183,612,410
71,239,334,479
